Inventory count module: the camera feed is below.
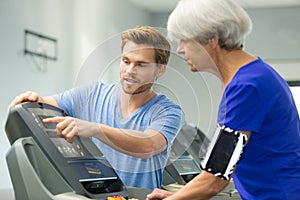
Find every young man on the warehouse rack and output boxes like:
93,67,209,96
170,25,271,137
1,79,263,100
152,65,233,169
9,26,184,190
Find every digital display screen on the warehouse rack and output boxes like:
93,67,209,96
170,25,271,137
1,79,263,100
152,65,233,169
81,161,117,180
85,162,102,175
37,114,85,158
38,115,57,129
50,137,84,158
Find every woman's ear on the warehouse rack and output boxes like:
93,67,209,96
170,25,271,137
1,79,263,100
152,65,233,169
209,34,219,49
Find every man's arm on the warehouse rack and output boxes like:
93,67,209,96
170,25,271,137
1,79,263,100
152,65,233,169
8,91,58,108
43,116,168,159
97,125,168,159
43,95,183,159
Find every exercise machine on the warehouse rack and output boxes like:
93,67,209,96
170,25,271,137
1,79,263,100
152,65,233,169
5,102,128,200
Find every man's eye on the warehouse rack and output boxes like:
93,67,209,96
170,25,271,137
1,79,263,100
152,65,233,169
138,63,147,67
122,59,129,64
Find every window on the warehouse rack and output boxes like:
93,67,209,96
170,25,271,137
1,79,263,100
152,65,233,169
288,81,300,116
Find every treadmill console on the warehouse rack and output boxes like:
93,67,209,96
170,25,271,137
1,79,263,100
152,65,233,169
5,102,127,199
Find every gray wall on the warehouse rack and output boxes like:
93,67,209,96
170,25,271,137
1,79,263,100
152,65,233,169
246,7,300,81
246,7,300,61
152,6,300,63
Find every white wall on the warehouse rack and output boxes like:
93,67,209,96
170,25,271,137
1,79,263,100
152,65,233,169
0,0,151,198
0,0,73,194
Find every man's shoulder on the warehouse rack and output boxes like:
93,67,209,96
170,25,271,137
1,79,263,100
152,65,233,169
87,81,117,93
154,94,182,110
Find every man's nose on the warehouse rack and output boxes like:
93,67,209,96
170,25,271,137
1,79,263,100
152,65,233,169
126,63,137,74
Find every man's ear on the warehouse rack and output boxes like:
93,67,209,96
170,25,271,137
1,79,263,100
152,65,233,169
156,64,167,78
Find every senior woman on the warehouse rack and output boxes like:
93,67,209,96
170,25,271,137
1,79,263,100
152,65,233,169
147,0,300,199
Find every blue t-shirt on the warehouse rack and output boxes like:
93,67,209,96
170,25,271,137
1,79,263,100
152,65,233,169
53,82,184,189
218,58,300,199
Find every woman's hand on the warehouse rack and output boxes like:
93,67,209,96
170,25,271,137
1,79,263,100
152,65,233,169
146,189,174,200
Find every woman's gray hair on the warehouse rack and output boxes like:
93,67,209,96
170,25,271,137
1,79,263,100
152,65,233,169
167,0,253,51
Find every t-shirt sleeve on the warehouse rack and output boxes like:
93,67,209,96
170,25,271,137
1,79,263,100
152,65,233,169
53,89,75,116
53,83,95,117
147,102,185,149
219,83,266,132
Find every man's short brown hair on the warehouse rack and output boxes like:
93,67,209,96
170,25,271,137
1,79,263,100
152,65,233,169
121,26,171,65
